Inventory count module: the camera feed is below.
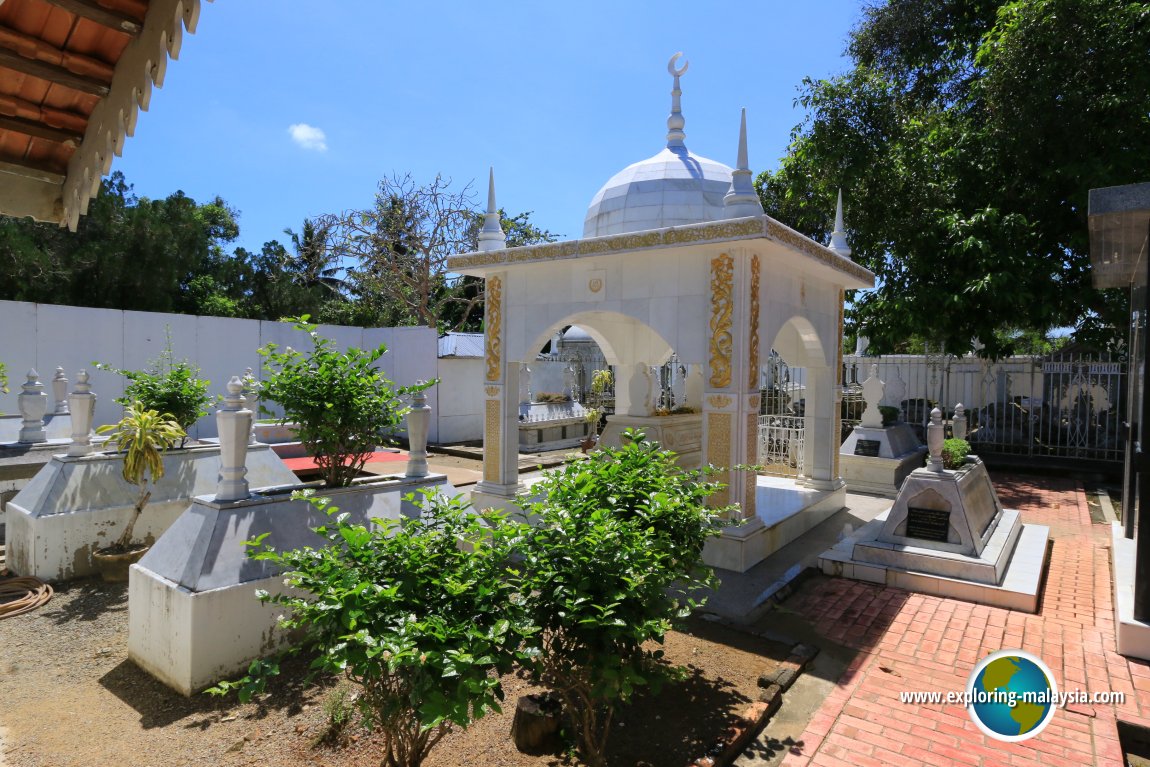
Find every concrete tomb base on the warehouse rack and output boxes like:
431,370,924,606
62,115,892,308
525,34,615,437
818,459,1049,612
703,475,846,573
599,413,702,469
6,444,298,582
128,473,457,696
839,424,926,498
518,402,593,453
1112,522,1150,661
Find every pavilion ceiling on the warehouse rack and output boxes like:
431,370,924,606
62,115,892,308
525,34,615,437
0,0,204,230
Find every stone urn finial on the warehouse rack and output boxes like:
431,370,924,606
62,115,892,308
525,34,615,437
952,403,967,441
927,407,945,472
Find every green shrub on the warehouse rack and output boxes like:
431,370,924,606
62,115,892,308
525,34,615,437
258,317,432,487
211,490,531,767
516,429,727,767
942,438,971,470
878,405,900,426
96,333,211,443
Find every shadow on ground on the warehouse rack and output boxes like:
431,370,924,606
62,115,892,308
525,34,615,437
98,652,321,730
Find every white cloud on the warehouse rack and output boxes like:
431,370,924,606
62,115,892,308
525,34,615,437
287,123,327,152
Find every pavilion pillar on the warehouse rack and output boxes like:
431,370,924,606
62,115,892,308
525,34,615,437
701,250,761,522
799,365,842,490
473,273,525,503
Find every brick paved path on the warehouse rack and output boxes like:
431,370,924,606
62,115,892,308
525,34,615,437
780,475,1150,767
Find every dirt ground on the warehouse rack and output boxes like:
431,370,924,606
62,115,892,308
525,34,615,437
0,579,794,767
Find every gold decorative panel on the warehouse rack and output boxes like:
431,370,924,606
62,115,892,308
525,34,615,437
745,412,758,519
485,385,499,397
707,394,732,409
484,399,501,483
708,253,734,388
748,253,760,390
484,276,503,382
706,412,732,507
446,215,874,288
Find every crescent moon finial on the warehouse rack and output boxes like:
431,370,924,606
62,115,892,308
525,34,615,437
667,52,689,78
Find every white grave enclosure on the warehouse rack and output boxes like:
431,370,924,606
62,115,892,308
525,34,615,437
448,55,874,572
129,381,458,695
839,364,927,497
821,408,1050,612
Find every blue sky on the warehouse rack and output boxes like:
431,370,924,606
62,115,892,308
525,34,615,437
111,1,864,255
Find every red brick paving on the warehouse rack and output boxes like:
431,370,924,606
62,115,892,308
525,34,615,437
780,474,1150,767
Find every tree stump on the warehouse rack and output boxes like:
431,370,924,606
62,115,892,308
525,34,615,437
511,692,563,754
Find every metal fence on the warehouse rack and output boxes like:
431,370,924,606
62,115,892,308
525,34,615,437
842,351,1127,465
758,351,808,477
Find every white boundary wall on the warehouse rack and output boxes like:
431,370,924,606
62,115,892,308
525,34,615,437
0,301,440,441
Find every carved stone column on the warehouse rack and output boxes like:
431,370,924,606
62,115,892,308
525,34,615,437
701,250,761,521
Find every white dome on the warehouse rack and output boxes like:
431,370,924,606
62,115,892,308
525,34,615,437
583,145,735,238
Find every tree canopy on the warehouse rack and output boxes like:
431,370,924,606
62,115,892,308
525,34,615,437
757,0,1150,357
0,170,555,331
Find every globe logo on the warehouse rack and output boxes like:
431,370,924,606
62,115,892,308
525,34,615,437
966,649,1058,741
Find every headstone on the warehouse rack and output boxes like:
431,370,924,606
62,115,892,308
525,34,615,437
52,367,69,415
66,370,96,457
627,363,653,416
860,364,884,428
685,364,704,410
215,376,252,502
953,403,967,441
406,383,431,478
670,363,687,410
926,407,945,472
17,370,48,444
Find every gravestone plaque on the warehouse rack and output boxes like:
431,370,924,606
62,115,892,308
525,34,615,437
854,439,882,457
905,507,951,542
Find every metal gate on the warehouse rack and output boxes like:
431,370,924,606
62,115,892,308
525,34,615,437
759,351,806,477
841,351,1127,466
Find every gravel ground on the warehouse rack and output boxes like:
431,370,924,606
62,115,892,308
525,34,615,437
0,578,793,767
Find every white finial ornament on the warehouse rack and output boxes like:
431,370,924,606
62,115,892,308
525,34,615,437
723,107,765,218
666,52,688,148
829,188,852,259
476,167,507,252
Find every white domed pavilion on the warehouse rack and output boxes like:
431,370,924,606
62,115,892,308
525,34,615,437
448,54,875,572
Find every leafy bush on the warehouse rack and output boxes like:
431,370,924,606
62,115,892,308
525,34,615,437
95,333,211,443
942,438,971,470
516,430,726,766
95,402,185,550
258,317,432,487
534,391,570,403
210,491,531,767
878,405,900,426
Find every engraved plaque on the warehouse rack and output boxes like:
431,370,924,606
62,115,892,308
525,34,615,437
854,439,882,457
905,507,951,542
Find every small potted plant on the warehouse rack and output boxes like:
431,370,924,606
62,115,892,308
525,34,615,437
580,368,612,452
92,402,185,581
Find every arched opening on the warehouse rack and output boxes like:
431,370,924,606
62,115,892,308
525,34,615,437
757,317,829,480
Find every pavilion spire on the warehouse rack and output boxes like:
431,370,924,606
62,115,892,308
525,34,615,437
723,108,765,218
666,52,688,148
828,188,852,259
476,167,506,252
